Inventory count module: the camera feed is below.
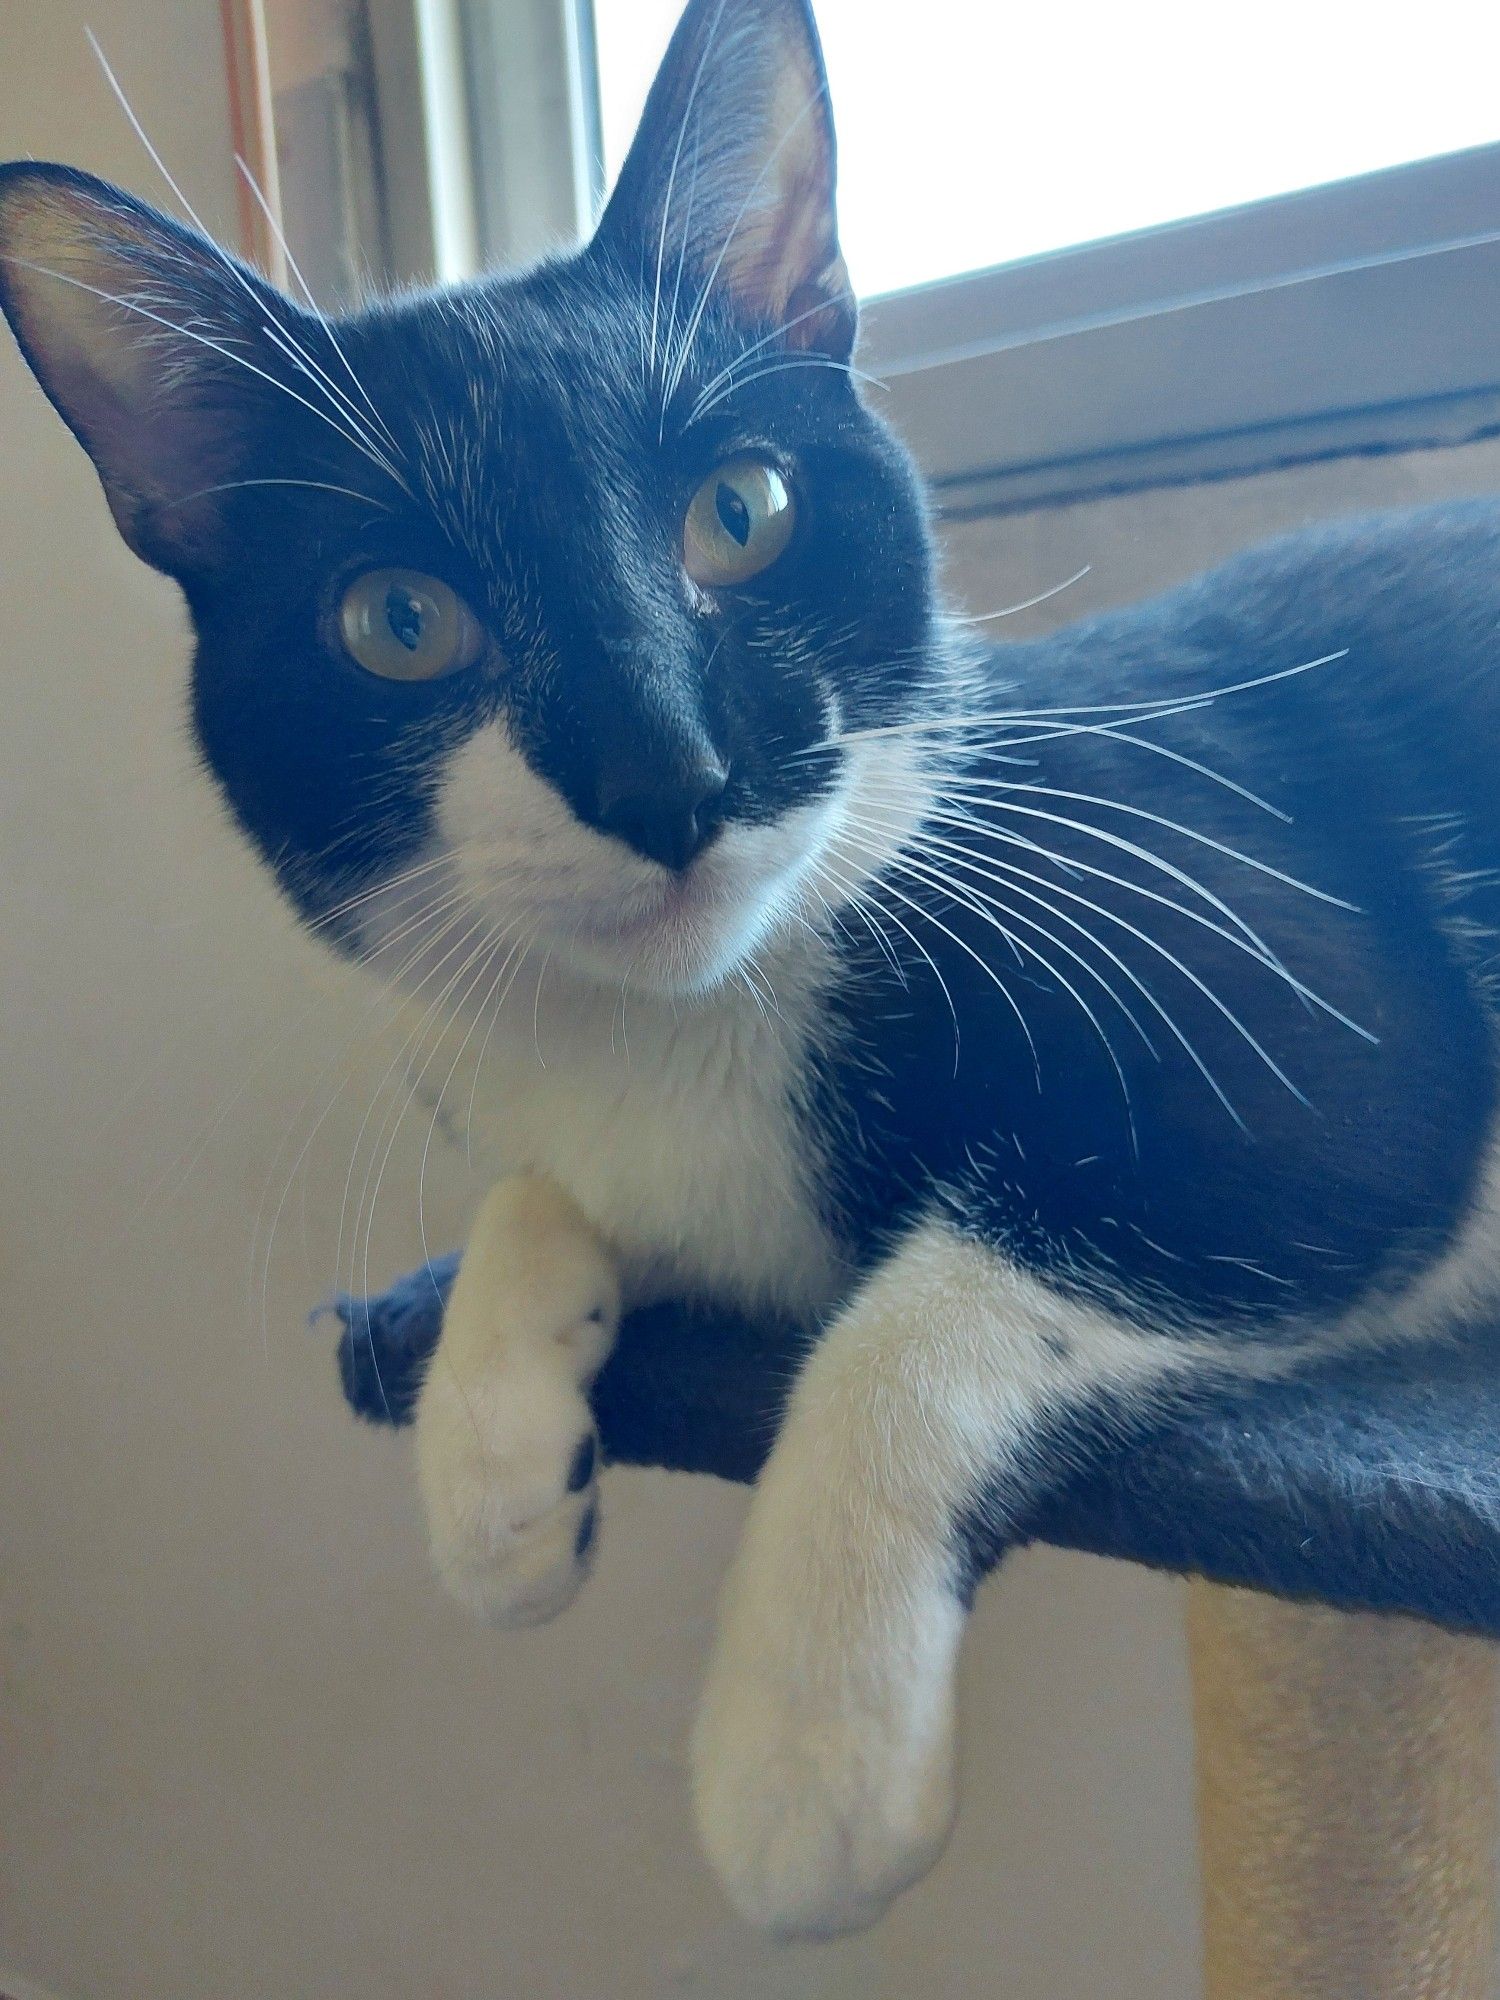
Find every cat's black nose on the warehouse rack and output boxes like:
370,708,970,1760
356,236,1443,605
595,761,728,872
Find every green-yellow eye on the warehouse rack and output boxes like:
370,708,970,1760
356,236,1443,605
338,568,484,681
683,457,796,587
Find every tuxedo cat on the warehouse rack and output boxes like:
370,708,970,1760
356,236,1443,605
5,0,1500,1938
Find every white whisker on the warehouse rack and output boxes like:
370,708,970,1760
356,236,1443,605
231,154,406,460
333,908,492,1316
803,649,1351,754
168,475,393,514
940,778,1354,910
842,809,1143,1123
350,919,510,1390
251,883,478,1351
415,920,529,1291
813,853,964,1067
648,0,731,383
954,566,1093,625
463,928,541,1166
686,292,859,423
688,353,875,424
854,798,1314,1124
919,802,1374,1040
825,826,1043,1087
88,32,409,491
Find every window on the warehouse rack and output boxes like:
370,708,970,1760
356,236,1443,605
593,0,1500,299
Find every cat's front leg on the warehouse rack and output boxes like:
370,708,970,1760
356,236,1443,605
692,1216,1202,1937
412,1175,621,1626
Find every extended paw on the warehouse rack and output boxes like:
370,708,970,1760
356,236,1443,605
691,1587,962,1936
413,1176,620,1627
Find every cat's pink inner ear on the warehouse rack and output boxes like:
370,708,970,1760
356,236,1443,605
708,48,855,358
1,180,179,448
0,171,245,565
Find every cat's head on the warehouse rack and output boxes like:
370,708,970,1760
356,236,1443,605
0,0,944,997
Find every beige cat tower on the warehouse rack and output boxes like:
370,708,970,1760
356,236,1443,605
337,1269,1500,1995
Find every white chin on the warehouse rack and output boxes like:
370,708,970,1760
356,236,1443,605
555,888,783,997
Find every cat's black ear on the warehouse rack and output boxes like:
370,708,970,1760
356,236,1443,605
0,162,310,572
595,0,855,362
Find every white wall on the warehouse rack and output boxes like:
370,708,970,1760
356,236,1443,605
3,7,1500,1996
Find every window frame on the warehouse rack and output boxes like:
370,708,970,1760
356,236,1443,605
358,0,600,285
252,3,1500,520
452,0,601,270
856,140,1500,519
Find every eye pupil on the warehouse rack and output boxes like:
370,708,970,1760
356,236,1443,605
385,586,424,651
715,482,751,546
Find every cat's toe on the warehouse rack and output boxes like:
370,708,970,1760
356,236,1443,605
414,1358,602,1627
445,1470,599,1628
690,1643,958,1937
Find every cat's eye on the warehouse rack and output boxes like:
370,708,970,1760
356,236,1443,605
683,458,796,587
338,569,485,681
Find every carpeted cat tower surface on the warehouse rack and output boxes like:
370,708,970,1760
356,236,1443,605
332,1255,1500,1632
331,1263,1500,2000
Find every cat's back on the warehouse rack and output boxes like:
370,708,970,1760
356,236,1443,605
1025,494,1500,785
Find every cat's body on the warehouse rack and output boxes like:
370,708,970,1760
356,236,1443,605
434,500,1500,1351
5,0,1500,1939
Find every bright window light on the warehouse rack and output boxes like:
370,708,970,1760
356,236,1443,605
592,0,1500,297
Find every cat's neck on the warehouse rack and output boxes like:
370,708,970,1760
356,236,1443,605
393,914,851,1319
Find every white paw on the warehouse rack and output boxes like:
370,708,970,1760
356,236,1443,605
691,1579,962,1937
413,1176,620,1628
416,1358,602,1626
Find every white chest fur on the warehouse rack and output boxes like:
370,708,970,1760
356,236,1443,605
412,944,848,1321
